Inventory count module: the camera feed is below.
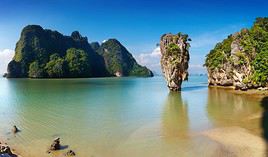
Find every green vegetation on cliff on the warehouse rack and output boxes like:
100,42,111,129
27,48,91,78
252,51,268,85
44,54,67,78
7,25,153,78
165,33,190,66
205,17,268,88
97,39,153,77
204,36,233,69
160,32,190,91
65,48,91,77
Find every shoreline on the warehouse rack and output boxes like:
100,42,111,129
208,85,268,98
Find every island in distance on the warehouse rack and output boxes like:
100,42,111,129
5,25,153,78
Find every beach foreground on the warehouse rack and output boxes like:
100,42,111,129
0,76,267,157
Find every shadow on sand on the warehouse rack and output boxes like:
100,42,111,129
60,145,69,150
261,97,268,157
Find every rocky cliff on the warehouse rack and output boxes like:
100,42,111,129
205,17,268,90
160,33,190,91
97,39,153,77
6,25,153,78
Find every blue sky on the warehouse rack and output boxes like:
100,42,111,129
0,0,268,74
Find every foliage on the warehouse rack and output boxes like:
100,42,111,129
167,43,180,56
98,39,153,77
7,25,153,78
28,61,44,78
65,48,91,77
204,36,233,69
251,51,268,85
205,17,268,86
234,51,247,65
128,64,153,77
45,54,67,78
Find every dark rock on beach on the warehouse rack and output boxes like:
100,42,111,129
0,143,17,157
65,150,76,156
47,137,61,153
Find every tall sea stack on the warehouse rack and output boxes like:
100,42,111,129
160,33,190,91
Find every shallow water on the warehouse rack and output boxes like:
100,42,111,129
0,76,265,157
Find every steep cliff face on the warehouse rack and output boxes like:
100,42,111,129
205,17,268,90
7,25,107,78
6,25,153,78
160,33,190,91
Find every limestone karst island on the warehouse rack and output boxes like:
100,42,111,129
6,25,153,78
1,1,268,157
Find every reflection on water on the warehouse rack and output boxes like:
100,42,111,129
162,92,189,140
0,76,266,157
207,87,261,133
261,97,268,157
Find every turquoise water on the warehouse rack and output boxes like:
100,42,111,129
0,76,263,157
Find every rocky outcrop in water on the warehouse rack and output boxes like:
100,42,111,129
205,17,268,90
12,126,19,134
160,33,190,91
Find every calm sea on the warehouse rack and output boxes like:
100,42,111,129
0,76,264,157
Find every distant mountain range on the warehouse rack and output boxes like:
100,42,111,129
5,25,153,78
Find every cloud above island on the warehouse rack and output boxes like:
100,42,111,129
0,49,14,75
135,46,161,73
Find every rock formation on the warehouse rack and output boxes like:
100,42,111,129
12,126,19,134
0,143,17,157
65,150,76,156
47,137,61,153
205,17,268,90
97,39,153,77
160,33,190,91
6,25,153,78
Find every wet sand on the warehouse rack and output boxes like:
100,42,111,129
209,86,268,98
201,127,266,157
1,125,267,157
0,138,21,157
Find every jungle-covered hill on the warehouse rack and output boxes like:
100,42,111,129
6,25,153,78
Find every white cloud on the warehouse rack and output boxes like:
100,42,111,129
0,49,15,75
135,46,161,73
